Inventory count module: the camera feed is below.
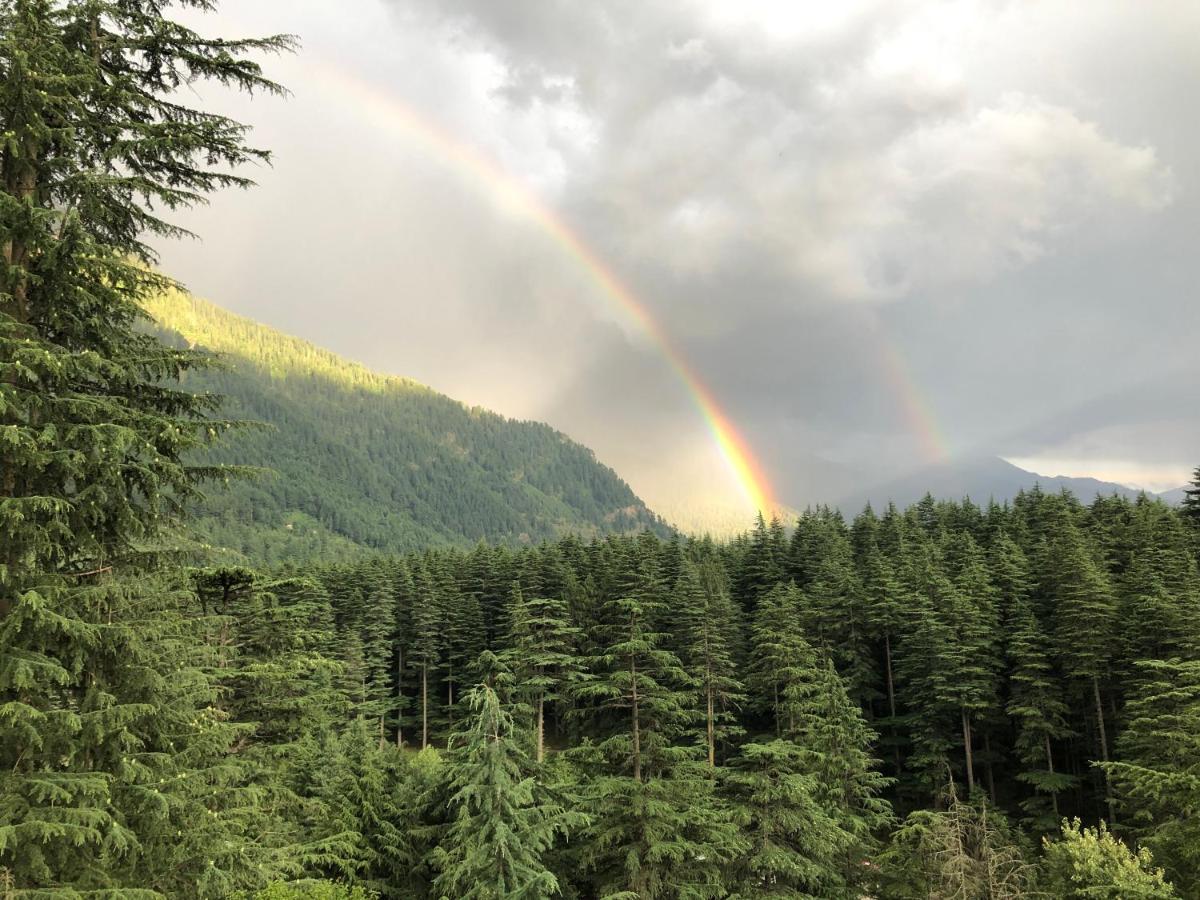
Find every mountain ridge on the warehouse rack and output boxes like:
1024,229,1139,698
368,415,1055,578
145,288,668,562
832,455,1169,514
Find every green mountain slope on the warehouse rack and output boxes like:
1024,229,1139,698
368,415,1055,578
146,289,665,562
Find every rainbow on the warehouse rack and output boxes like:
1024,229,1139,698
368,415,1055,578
863,311,950,464
315,65,778,514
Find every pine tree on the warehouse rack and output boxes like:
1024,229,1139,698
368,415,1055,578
803,533,876,707
724,740,847,897
746,583,820,737
860,542,907,740
501,586,583,764
1180,466,1200,528
308,718,412,896
879,786,1039,900
431,672,582,900
675,559,745,767
944,532,1002,798
1047,516,1119,822
794,658,893,888
1099,659,1200,894
0,2,291,893
734,512,782,611
573,593,691,781
1005,594,1075,829
409,564,442,749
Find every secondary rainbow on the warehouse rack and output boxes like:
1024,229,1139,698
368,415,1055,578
861,311,950,464
317,65,777,514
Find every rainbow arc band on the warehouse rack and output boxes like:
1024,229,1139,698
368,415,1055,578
320,65,777,514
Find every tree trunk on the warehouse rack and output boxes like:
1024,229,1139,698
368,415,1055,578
396,647,404,748
961,708,976,795
1093,676,1116,824
984,732,997,804
536,693,545,764
421,663,429,749
1045,733,1060,819
706,685,715,768
630,653,641,782
885,633,901,775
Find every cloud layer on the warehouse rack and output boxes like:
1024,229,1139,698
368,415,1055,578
157,0,1199,522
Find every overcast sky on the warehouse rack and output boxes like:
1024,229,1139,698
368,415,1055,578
158,1,1200,523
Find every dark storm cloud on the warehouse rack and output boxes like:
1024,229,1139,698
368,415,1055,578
158,1,1199,519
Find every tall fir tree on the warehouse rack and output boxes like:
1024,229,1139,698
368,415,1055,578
724,740,849,897
1100,659,1200,895
431,669,582,900
408,563,443,749
501,586,583,764
0,2,290,893
1180,465,1200,529
675,559,745,767
1005,594,1076,829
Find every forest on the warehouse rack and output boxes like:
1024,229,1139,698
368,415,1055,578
4,2,1200,898
144,288,665,562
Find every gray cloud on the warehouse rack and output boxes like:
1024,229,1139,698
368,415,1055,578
157,0,1200,520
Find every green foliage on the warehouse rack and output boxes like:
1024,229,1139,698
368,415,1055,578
0,1,290,894
144,289,667,562
1100,659,1200,895
1043,819,1178,899
241,883,376,900
431,676,583,900
724,739,852,897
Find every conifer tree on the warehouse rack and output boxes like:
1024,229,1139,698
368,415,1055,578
675,560,745,767
0,2,291,893
746,583,820,737
1005,594,1075,829
572,592,744,898
409,565,442,748
1180,465,1200,528
501,586,583,764
574,593,691,781
308,718,411,896
879,787,1039,900
861,542,907,728
944,533,1002,798
734,512,782,611
803,533,876,706
1047,517,1119,821
431,670,581,900
724,740,847,897
795,658,893,886
1100,659,1200,894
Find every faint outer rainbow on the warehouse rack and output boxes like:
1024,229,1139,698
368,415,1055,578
861,311,951,464
318,66,777,514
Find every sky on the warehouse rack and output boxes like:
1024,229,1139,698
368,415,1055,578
158,0,1200,526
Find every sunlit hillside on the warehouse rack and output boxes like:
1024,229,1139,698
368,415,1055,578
144,288,668,562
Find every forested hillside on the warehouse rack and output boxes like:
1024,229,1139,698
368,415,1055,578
144,289,665,561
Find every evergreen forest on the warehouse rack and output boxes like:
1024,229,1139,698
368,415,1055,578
4,2,1200,898
143,289,665,562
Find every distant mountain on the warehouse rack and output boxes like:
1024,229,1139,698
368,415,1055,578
833,455,1151,513
146,289,666,563
1159,486,1189,506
